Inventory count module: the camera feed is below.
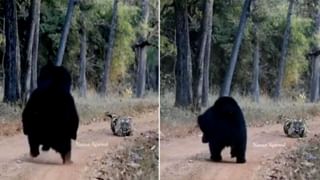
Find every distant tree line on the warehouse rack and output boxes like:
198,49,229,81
0,0,159,104
161,0,320,110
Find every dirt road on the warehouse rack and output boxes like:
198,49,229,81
160,118,320,180
0,110,158,180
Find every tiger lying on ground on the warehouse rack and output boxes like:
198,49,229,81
105,112,133,136
279,115,308,138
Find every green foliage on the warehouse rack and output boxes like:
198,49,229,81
3,0,158,93
111,3,138,83
284,17,312,88
160,0,315,97
160,35,176,58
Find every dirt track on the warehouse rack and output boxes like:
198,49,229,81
0,110,158,180
160,118,320,180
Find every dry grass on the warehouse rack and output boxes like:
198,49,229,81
259,135,320,180
0,89,158,137
88,130,159,180
160,92,320,138
74,90,159,124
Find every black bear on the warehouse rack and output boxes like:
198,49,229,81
198,96,247,163
22,61,79,164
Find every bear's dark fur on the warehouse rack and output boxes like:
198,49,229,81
37,61,72,92
22,62,79,164
198,96,247,163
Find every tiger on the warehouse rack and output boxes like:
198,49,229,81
280,115,307,138
105,112,133,137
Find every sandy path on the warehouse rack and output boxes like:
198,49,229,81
0,110,158,180
160,118,320,180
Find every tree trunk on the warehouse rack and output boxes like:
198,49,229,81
135,46,147,97
3,0,20,103
251,22,260,103
135,0,150,98
250,0,260,103
274,0,294,99
220,0,252,97
193,0,213,111
201,0,214,107
174,1,193,107
55,0,77,66
16,17,21,99
79,10,87,98
21,0,37,104
310,56,320,102
100,0,118,96
31,0,41,91
309,7,320,102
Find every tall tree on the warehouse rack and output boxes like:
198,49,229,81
3,0,20,103
78,9,87,97
220,0,252,96
201,0,214,107
274,0,294,99
309,50,320,102
55,0,77,66
100,0,119,96
251,23,260,103
134,0,150,98
21,0,38,103
193,0,214,111
251,0,260,103
31,0,41,91
174,0,193,107
308,3,320,102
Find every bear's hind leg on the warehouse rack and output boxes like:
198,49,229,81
61,151,72,164
231,145,246,163
59,139,72,164
209,142,224,162
28,136,40,157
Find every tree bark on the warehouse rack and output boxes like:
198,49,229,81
201,0,214,107
310,55,320,102
21,0,37,103
174,1,193,107
79,10,87,98
193,0,213,111
135,0,150,98
100,0,118,96
55,0,77,66
31,0,41,91
309,6,320,102
220,0,252,96
3,0,20,103
250,0,260,103
274,0,294,99
251,22,260,103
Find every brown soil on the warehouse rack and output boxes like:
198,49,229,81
0,110,158,180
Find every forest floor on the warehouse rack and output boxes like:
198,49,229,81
0,109,158,180
160,117,320,180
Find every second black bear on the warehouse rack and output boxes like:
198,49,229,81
198,96,247,163
22,62,79,164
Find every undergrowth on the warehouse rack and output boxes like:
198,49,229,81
160,92,320,138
